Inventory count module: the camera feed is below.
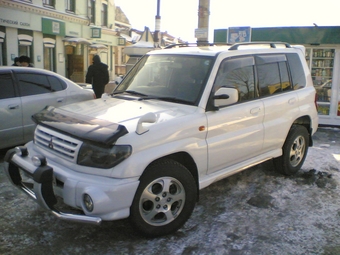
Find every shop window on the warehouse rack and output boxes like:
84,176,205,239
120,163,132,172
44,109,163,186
88,0,95,24
65,0,75,12
18,33,33,62
43,37,56,71
44,47,55,71
101,3,108,27
43,0,55,8
0,31,5,66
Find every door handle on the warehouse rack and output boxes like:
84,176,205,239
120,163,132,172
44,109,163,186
288,98,296,104
57,98,64,103
250,107,261,115
8,104,19,110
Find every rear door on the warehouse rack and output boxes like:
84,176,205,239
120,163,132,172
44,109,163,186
16,72,67,141
256,54,300,152
0,71,23,149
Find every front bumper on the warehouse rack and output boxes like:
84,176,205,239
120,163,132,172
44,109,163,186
4,146,139,224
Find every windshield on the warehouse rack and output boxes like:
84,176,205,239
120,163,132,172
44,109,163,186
115,54,214,105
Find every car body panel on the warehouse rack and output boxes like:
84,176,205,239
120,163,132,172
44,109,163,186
0,67,95,149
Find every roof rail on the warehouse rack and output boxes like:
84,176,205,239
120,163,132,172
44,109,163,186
229,42,291,50
164,42,215,49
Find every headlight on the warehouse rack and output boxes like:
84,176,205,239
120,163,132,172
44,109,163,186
77,143,132,169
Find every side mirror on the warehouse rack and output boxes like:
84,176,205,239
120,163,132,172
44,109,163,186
213,87,238,107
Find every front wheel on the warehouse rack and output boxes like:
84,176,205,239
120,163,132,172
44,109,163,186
274,125,309,175
130,159,197,237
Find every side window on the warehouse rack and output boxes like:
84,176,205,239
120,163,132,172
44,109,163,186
48,76,66,91
279,62,292,91
0,73,16,99
256,54,291,97
214,56,255,103
17,73,51,96
286,53,306,89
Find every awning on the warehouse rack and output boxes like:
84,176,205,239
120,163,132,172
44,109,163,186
90,44,108,49
63,37,92,45
120,33,133,42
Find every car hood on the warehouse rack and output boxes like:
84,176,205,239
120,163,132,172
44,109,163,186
32,97,197,145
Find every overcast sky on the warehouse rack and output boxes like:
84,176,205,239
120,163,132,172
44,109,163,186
114,0,340,42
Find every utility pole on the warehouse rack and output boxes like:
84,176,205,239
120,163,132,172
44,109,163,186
196,0,210,46
154,0,161,48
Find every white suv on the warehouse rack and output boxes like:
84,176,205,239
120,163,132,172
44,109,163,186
4,42,318,237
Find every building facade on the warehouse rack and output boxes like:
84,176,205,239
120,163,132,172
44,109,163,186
0,0,121,82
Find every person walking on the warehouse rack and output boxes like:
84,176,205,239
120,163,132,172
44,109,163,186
85,55,109,98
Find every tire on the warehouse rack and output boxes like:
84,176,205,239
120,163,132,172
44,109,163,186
130,159,197,237
274,125,309,175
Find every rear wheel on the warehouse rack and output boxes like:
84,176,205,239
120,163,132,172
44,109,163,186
274,125,309,175
130,159,197,237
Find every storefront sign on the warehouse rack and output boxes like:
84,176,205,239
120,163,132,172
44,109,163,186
93,39,112,45
0,18,30,27
91,27,101,38
227,27,251,44
42,18,65,36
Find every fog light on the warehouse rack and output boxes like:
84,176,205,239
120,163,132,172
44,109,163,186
84,194,94,212
32,155,47,167
15,146,28,156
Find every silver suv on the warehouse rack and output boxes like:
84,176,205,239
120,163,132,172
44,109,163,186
4,42,318,237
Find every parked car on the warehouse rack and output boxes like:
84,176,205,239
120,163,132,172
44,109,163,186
0,67,95,149
4,42,318,237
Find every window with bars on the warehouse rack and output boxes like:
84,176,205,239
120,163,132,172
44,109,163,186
101,3,108,27
88,0,95,24
43,0,55,7
65,0,75,12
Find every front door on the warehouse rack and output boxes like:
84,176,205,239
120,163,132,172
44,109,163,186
206,56,264,174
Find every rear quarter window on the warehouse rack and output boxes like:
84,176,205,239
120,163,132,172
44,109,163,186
48,76,67,91
286,53,306,90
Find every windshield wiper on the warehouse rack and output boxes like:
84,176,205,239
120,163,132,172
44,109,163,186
138,95,194,105
124,90,148,97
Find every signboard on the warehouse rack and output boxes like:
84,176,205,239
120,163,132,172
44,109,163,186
91,27,101,38
42,18,65,36
195,28,208,39
227,27,251,44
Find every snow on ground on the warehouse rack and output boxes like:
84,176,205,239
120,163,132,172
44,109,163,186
0,127,340,255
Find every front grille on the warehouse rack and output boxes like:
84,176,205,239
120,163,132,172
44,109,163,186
34,125,82,162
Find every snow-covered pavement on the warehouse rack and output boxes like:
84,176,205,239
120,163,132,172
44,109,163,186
1,127,340,255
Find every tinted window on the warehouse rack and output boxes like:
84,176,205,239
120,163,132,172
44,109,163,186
256,54,292,96
0,73,16,99
279,62,292,92
17,73,51,96
257,62,281,97
215,57,255,102
48,76,66,91
287,53,306,89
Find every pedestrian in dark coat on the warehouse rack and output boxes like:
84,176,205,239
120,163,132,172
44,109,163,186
86,55,109,98
12,57,20,66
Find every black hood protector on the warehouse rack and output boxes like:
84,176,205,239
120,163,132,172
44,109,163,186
32,106,128,146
